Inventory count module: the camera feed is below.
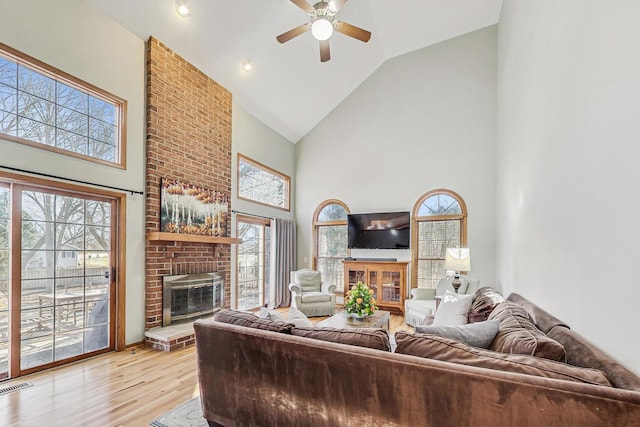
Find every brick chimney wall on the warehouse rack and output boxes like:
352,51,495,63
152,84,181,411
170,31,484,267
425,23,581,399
145,37,232,330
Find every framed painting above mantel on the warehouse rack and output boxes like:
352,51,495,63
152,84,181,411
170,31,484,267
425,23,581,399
160,178,229,237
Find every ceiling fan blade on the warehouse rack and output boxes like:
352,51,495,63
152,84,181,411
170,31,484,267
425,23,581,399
335,21,371,43
276,22,311,43
329,0,348,12
290,0,314,14
319,40,331,62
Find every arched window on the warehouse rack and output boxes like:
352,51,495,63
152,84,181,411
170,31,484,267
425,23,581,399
313,200,350,295
411,189,467,288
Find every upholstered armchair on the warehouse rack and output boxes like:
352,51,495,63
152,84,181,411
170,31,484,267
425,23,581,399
289,269,336,317
404,275,479,327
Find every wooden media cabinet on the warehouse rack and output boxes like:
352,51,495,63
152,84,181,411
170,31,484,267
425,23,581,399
342,260,408,313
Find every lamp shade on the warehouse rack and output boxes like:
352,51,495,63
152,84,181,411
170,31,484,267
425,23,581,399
444,248,471,272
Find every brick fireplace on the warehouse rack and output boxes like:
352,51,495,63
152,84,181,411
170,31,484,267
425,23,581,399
144,37,233,348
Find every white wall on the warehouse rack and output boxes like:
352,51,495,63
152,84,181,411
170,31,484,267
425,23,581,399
296,26,498,287
231,102,296,307
497,0,640,374
0,0,146,344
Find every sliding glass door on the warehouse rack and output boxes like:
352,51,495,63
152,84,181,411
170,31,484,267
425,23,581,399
0,184,9,379
236,215,270,310
0,179,116,379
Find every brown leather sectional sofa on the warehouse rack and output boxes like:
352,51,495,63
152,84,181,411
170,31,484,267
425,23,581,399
194,294,640,426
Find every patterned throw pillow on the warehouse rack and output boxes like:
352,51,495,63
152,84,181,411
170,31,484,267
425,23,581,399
468,287,505,323
432,290,474,326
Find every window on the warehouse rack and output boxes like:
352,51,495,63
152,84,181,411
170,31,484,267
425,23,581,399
412,189,467,288
313,200,349,295
0,42,126,168
237,154,290,211
236,215,271,310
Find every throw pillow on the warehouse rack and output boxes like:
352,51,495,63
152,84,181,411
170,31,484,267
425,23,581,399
432,290,474,326
488,301,566,362
292,327,391,352
212,309,294,334
394,332,611,387
468,287,505,323
258,306,286,322
287,307,313,328
415,319,500,349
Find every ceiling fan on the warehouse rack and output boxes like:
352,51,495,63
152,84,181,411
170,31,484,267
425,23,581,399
276,0,372,62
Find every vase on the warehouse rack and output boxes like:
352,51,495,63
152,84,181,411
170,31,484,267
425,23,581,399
352,312,367,319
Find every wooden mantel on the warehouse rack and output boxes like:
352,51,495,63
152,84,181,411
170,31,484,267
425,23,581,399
146,231,242,245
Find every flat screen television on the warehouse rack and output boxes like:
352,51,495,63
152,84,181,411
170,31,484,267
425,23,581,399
347,211,411,249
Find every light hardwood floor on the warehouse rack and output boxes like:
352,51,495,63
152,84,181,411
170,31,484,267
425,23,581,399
0,309,412,427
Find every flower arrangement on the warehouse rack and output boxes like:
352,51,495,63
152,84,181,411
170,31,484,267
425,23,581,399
344,281,378,317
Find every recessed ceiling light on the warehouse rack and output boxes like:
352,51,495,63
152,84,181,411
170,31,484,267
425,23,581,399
241,62,253,72
175,1,190,17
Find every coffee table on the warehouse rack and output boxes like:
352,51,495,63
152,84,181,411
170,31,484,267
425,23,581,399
316,310,390,331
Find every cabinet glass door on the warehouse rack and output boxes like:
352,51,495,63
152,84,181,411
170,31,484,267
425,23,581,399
367,271,378,300
381,271,401,303
347,269,366,289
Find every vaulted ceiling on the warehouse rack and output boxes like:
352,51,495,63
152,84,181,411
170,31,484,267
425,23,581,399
84,0,503,142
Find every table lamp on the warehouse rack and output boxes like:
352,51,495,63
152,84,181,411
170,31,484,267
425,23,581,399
444,248,471,293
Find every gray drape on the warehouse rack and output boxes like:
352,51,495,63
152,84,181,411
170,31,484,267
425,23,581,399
269,218,296,308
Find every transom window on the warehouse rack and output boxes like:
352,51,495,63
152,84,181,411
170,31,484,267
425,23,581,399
313,200,349,295
0,42,125,167
412,189,467,289
237,154,290,211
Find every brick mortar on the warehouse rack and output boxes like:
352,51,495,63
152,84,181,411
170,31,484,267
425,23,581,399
145,37,233,332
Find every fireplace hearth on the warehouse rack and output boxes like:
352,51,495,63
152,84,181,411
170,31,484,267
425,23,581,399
162,272,223,327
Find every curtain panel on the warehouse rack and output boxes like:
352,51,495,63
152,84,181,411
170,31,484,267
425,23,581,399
269,218,296,308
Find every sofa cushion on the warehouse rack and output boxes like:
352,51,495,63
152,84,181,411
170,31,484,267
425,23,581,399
394,331,611,387
292,326,391,352
468,287,505,323
258,307,286,322
432,290,474,326
213,309,294,334
488,301,566,362
415,319,500,349
507,293,568,334
287,307,314,328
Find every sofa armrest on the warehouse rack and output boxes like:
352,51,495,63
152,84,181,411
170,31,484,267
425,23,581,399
410,288,436,300
289,283,302,294
321,282,336,294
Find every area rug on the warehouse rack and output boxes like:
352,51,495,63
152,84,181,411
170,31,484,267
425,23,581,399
150,396,208,427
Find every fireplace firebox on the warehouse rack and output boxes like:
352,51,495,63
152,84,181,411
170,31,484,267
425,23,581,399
162,272,223,327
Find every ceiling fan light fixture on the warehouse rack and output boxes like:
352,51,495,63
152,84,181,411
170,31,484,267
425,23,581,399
175,1,190,17
311,18,334,41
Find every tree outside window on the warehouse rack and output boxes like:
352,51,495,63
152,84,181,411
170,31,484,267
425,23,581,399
237,154,290,211
313,200,349,295
0,44,124,167
412,190,467,288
